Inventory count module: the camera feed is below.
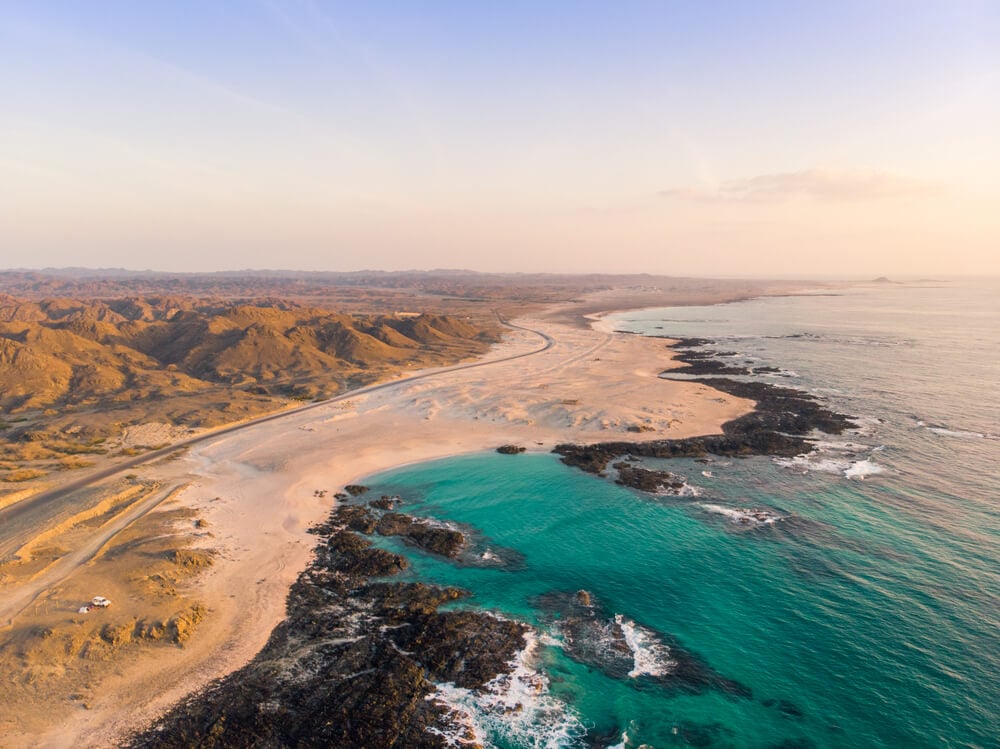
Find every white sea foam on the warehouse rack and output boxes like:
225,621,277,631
426,630,586,748
813,440,872,452
775,451,884,480
614,614,675,678
844,459,884,479
774,455,851,474
607,727,630,749
699,503,782,525
648,477,703,497
671,482,703,497
928,427,999,440
758,368,799,378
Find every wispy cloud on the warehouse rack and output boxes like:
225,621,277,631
660,169,932,203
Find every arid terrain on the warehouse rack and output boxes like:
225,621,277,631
0,295,497,490
0,270,816,747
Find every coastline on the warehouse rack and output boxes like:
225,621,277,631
13,311,757,748
126,304,863,747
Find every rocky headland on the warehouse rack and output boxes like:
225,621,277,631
126,502,530,748
556,337,856,491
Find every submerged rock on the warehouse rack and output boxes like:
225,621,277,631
533,591,751,698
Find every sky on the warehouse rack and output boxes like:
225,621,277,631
1,1,998,277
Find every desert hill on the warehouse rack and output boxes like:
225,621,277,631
0,296,498,486
0,297,495,412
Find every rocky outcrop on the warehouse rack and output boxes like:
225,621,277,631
128,507,528,749
612,462,687,494
555,429,812,476
533,591,751,697
555,346,855,478
369,494,401,510
496,444,526,454
375,513,466,559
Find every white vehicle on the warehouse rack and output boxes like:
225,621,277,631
91,596,112,608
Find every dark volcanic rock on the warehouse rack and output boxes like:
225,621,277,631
128,507,529,749
533,591,751,698
613,462,687,494
670,337,716,348
554,429,811,477
370,494,401,510
663,341,751,376
332,504,379,534
366,582,468,618
496,444,526,454
344,484,370,496
392,610,527,688
704,377,855,437
554,345,855,478
376,513,466,558
664,359,751,376
320,531,409,577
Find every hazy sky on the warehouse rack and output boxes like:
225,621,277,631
2,1,998,277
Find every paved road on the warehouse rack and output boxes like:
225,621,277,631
0,314,552,527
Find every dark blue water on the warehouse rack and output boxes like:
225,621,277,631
363,281,1000,748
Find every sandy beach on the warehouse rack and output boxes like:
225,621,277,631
4,314,754,747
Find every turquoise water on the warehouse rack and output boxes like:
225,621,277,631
363,282,1000,748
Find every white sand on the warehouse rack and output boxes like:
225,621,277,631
30,317,754,747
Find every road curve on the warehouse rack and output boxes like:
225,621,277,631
0,315,553,526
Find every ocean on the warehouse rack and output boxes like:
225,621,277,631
360,280,999,748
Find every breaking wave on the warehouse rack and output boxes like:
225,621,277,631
614,614,675,679
426,631,587,748
926,426,998,441
700,503,783,526
843,459,884,479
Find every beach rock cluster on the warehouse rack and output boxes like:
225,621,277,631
321,500,466,559
369,494,401,510
705,377,855,437
554,430,810,476
612,462,687,494
496,444,526,454
612,460,687,494
375,512,466,558
127,505,528,748
665,340,751,376
317,498,528,571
